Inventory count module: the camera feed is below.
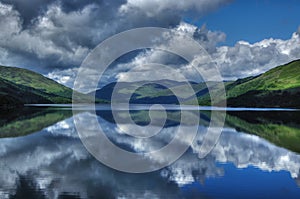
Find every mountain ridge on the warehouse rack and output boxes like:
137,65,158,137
0,65,96,107
93,59,300,108
1,59,300,108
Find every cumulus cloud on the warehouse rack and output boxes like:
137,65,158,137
0,2,90,71
107,23,300,84
215,32,300,79
0,0,230,73
44,21,300,89
120,0,232,17
98,23,225,84
46,67,78,88
1,0,299,87
1,0,53,26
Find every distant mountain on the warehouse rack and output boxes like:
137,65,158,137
0,65,94,107
94,59,300,108
93,80,207,104
2,59,300,108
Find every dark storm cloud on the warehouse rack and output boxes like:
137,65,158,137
0,0,122,27
0,0,53,27
0,0,128,72
2,0,298,83
0,0,231,73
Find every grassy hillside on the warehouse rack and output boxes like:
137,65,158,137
226,59,300,107
0,77,53,107
0,65,75,104
0,65,101,106
185,60,300,107
94,80,211,104
84,59,300,107
227,59,300,98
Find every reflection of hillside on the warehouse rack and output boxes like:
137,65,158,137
226,111,300,153
94,108,300,153
96,109,211,127
0,107,72,138
1,114,300,197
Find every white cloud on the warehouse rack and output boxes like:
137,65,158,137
1,1,299,86
107,23,225,83
109,23,300,84
43,21,300,89
46,67,78,88
0,2,90,70
215,32,300,79
0,0,231,71
120,0,232,17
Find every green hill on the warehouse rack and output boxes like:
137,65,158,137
0,65,75,104
182,59,300,107
226,59,300,108
93,59,300,108
94,80,211,104
2,59,299,108
227,60,300,97
0,65,98,107
0,77,53,107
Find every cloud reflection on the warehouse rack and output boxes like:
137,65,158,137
0,113,299,198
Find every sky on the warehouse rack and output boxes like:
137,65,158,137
0,0,299,88
188,0,300,45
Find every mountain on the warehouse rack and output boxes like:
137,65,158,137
225,59,300,107
185,59,300,107
94,60,300,108
0,65,94,107
2,59,299,108
0,77,52,108
93,80,209,104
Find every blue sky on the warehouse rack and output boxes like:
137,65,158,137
185,0,300,46
0,0,300,85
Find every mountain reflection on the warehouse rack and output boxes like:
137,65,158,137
0,107,72,138
0,108,300,198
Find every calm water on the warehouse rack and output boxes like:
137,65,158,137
0,105,300,199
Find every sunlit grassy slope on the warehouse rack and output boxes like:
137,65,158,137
186,60,300,107
94,60,300,107
227,59,300,98
0,65,101,105
225,59,300,107
0,65,74,104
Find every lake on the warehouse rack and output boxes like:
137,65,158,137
0,105,300,199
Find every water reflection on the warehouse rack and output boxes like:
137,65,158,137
0,107,300,198
226,111,300,153
0,107,72,138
